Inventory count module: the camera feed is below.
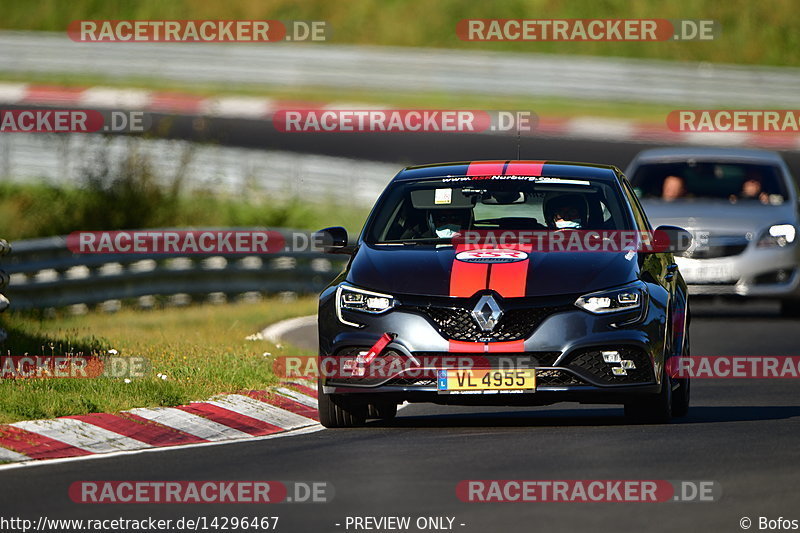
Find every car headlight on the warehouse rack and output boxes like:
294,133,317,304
336,284,395,327
757,224,796,248
575,281,648,316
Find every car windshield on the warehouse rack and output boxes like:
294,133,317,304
630,161,789,205
365,177,631,244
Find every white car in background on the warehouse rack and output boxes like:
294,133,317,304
626,147,800,317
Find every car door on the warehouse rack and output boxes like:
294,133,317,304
621,178,676,292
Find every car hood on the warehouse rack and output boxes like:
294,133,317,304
641,200,796,234
347,244,639,298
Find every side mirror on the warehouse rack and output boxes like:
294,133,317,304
650,225,693,254
313,226,353,254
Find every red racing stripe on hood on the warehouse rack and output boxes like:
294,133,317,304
450,243,490,297
449,243,489,352
484,161,541,298
487,242,533,298
448,162,538,352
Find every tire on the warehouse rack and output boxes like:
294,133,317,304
625,365,673,424
367,401,398,421
671,376,690,417
317,380,368,428
780,299,800,318
671,330,691,418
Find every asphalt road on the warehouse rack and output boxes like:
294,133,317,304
1,302,798,532
1,135,799,532
9,105,800,175
144,113,800,176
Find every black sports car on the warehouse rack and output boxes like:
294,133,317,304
316,160,692,427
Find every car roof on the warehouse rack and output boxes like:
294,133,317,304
392,160,621,183
630,147,785,164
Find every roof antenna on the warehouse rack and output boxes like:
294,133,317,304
515,119,521,160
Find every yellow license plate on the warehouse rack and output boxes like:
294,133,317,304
437,369,536,394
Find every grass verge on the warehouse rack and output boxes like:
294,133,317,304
0,0,797,66
0,178,371,241
0,297,317,424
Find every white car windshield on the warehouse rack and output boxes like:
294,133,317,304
631,162,788,205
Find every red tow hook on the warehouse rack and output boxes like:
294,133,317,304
352,332,397,377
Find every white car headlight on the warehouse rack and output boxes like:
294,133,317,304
757,224,796,248
575,281,648,315
336,285,395,326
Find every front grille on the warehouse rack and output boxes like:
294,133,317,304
416,306,568,342
685,235,748,259
566,346,654,385
536,369,584,386
688,284,739,295
326,349,564,386
412,351,561,367
754,268,795,285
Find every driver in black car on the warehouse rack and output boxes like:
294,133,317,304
427,208,472,238
544,194,589,230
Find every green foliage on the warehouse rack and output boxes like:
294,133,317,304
0,0,797,66
0,146,369,240
0,297,317,424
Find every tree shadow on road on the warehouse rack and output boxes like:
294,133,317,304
676,405,800,424
370,407,629,428
690,301,789,320
370,405,800,428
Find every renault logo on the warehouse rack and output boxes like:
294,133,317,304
472,294,503,331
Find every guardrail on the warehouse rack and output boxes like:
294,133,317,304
0,134,395,208
2,30,800,106
0,237,10,339
2,230,346,311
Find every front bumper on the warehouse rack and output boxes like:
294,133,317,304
677,244,800,298
319,294,668,405
322,386,662,407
